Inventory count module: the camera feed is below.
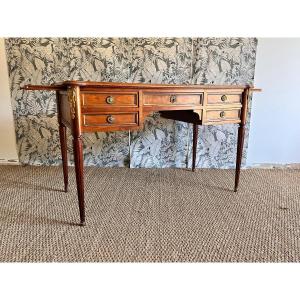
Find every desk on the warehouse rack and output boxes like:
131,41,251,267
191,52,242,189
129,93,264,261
23,81,260,225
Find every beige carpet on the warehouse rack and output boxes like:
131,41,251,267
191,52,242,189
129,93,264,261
0,165,299,262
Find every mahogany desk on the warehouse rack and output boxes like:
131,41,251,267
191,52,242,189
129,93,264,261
23,81,260,226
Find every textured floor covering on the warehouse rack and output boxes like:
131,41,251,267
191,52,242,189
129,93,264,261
0,165,299,262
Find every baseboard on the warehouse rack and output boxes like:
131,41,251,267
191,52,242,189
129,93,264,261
0,158,20,165
0,159,299,169
247,163,300,169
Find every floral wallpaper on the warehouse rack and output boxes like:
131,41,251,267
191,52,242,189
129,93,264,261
5,38,257,168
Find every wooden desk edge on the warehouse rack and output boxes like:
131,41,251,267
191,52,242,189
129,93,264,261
21,83,262,92
22,84,63,91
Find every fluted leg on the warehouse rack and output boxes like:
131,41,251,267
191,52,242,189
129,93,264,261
59,124,68,192
73,136,85,226
192,123,198,172
234,124,245,192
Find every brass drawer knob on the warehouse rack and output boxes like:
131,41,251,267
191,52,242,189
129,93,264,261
106,115,115,124
220,111,226,118
221,95,227,102
170,95,177,103
106,96,114,104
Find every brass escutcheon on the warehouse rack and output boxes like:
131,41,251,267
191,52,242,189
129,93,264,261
107,115,115,123
221,95,227,102
170,95,177,103
220,111,226,118
106,96,114,104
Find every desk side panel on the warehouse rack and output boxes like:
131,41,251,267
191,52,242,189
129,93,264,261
58,92,72,128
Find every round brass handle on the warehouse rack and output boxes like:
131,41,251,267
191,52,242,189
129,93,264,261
221,95,227,102
170,95,177,103
106,115,115,124
106,96,114,104
220,111,226,118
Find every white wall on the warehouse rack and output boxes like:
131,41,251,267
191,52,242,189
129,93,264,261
0,38,18,163
247,38,300,166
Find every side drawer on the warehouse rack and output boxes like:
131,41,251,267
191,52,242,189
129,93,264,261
81,92,138,107
207,93,241,105
144,93,203,106
205,108,241,124
83,113,138,127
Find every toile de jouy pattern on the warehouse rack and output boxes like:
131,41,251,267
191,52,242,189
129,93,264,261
5,38,257,168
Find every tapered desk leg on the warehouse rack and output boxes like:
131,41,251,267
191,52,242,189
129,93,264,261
59,124,68,192
234,124,245,192
73,136,85,226
192,123,198,172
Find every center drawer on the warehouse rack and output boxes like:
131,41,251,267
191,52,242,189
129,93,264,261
144,93,203,106
81,92,138,107
83,113,138,127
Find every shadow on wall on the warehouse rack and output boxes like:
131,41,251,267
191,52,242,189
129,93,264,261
5,38,257,168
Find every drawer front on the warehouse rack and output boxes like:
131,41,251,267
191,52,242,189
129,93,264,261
144,93,202,106
83,113,138,127
206,109,241,123
82,93,138,107
207,93,241,105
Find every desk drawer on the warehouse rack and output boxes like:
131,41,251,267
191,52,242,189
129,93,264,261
144,93,202,106
83,113,138,127
206,109,241,123
82,93,138,107
207,93,241,105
